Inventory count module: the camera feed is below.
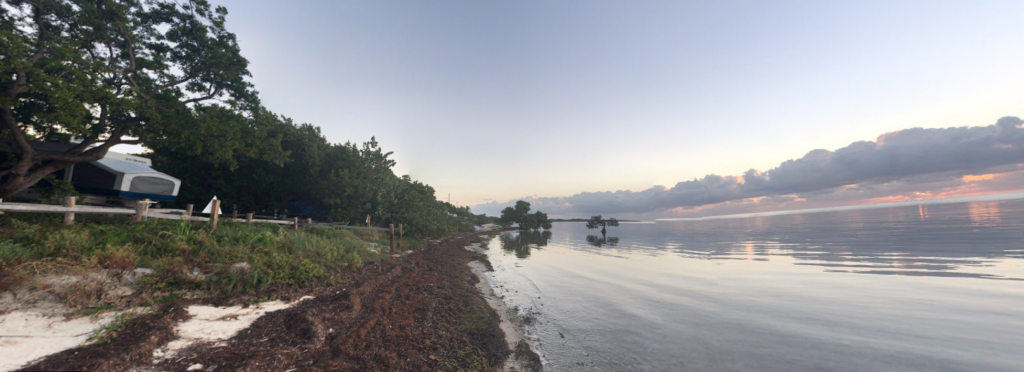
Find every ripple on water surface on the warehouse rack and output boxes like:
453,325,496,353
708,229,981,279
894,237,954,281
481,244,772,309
481,198,1024,371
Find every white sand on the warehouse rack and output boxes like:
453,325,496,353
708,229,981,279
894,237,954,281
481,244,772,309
0,310,117,371
152,296,314,361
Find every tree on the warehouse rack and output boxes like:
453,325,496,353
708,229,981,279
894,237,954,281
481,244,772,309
0,0,257,198
585,215,619,234
359,136,396,221
499,200,552,230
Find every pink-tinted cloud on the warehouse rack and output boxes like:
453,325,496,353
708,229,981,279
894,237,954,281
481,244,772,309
474,117,1024,218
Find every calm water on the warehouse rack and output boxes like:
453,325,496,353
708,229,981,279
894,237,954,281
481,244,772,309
480,197,1024,371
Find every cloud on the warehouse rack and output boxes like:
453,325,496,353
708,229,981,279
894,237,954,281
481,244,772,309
474,117,1024,217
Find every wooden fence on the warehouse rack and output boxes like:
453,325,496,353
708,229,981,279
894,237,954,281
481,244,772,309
0,197,407,251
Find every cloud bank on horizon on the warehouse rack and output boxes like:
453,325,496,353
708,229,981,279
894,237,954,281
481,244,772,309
473,117,1024,218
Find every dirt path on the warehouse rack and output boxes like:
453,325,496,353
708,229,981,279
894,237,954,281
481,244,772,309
19,231,534,372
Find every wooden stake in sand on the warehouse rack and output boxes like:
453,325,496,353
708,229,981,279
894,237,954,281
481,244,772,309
132,199,150,224
389,224,395,253
209,199,220,230
63,196,75,225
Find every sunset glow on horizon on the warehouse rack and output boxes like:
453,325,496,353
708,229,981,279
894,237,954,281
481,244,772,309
201,1,1024,218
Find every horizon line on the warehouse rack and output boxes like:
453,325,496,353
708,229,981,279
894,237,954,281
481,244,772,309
655,191,1024,222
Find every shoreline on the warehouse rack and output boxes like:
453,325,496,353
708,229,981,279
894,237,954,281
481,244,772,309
464,234,543,372
5,230,531,371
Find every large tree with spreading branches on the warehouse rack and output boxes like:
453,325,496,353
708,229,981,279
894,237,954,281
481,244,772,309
0,0,256,198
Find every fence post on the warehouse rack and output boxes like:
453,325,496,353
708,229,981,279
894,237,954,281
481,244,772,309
232,205,238,220
366,215,371,227
246,212,254,224
293,217,299,230
185,204,194,218
209,199,220,230
389,224,395,253
398,224,403,250
132,199,150,224
64,196,76,225
306,218,312,228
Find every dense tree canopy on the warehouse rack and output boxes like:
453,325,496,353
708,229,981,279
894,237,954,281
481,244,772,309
0,0,489,238
0,0,257,198
499,200,552,230
149,109,480,237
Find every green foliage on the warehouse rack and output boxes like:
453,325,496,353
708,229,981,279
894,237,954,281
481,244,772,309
0,213,382,295
152,118,475,238
498,201,552,230
0,0,258,198
87,310,147,346
585,215,619,230
2,0,477,239
38,175,80,205
439,202,497,226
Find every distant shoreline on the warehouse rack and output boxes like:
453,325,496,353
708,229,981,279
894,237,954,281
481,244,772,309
551,219,641,222
658,191,1024,222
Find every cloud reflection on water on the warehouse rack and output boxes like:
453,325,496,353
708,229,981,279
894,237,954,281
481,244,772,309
499,199,1024,281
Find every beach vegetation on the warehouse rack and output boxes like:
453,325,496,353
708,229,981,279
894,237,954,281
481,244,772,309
0,212,385,305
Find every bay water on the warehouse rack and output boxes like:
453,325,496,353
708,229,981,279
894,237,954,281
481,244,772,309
480,196,1024,371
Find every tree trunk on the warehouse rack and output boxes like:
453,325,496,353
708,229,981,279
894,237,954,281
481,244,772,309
0,159,75,199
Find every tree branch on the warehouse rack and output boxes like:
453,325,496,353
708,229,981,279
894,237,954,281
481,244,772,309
26,0,48,64
0,104,33,157
182,89,221,104
151,74,196,93
115,23,136,75
4,70,27,98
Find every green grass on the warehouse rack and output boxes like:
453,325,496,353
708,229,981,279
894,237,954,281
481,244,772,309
350,229,427,253
85,309,147,345
0,213,385,298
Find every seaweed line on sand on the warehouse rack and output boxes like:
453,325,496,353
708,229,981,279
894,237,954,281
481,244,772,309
15,231,517,372
465,231,543,372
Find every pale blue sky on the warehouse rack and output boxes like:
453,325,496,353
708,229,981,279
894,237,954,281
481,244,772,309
205,0,1024,212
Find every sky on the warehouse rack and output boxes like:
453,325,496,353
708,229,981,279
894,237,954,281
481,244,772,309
192,0,1024,219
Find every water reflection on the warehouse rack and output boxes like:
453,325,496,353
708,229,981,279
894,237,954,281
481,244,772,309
968,201,1001,227
542,199,1024,281
499,230,552,258
485,198,1024,372
585,234,620,247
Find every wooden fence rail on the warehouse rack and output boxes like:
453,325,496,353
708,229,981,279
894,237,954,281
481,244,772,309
0,202,137,215
309,223,390,232
1,201,405,251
